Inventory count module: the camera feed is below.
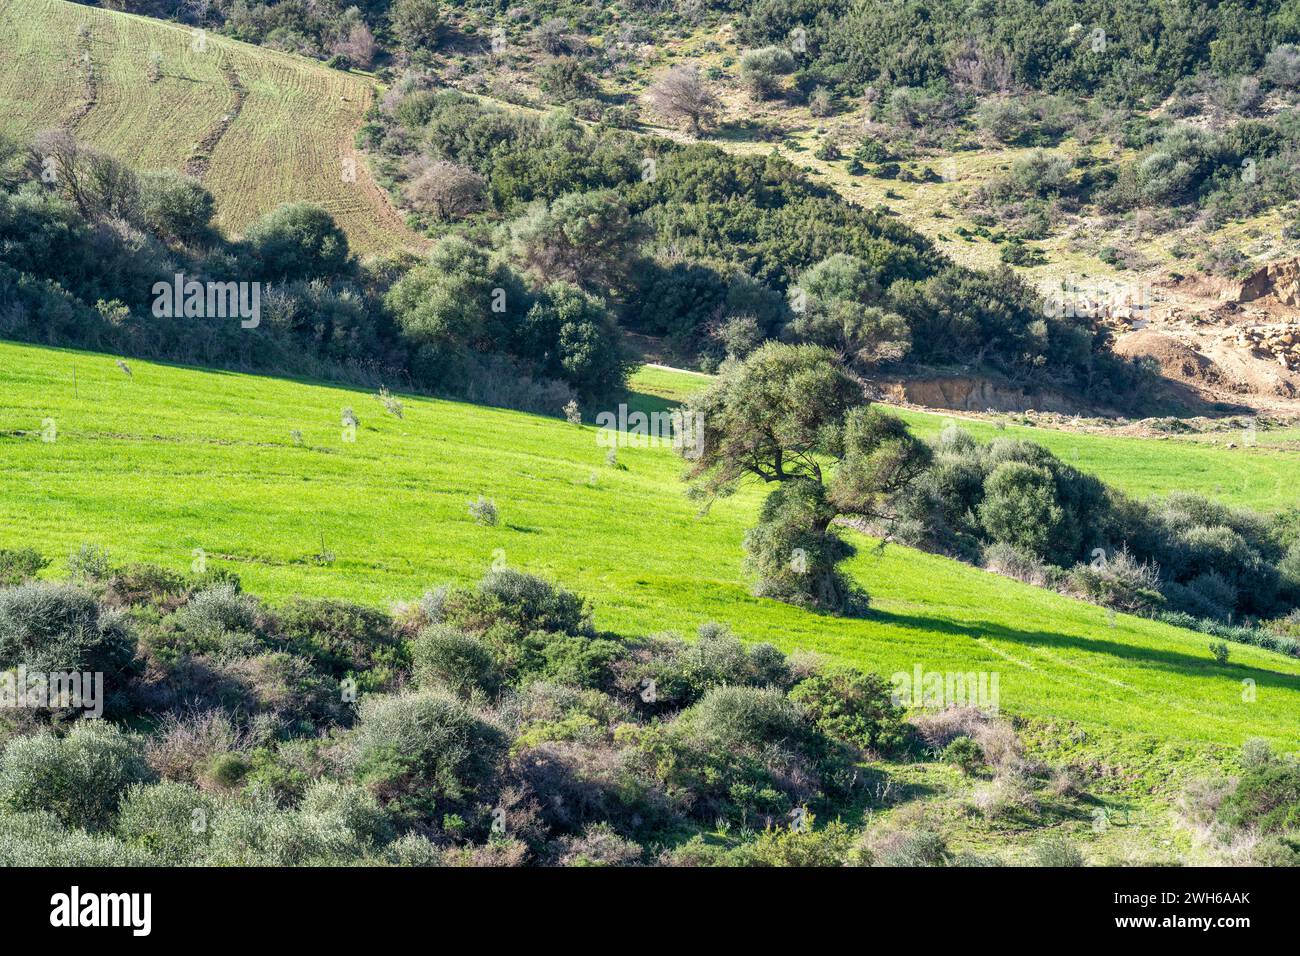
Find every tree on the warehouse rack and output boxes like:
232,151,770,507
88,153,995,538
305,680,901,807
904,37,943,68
514,282,629,399
333,20,378,70
403,160,486,220
390,0,440,58
682,343,929,611
244,202,350,281
645,64,719,135
507,189,640,293
385,235,518,351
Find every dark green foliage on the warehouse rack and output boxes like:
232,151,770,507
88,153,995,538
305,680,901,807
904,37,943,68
137,171,215,244
243,202,352,282
743,478,859,612
1218,762,1300,834
274,597,405,689
0,549,48,587
942,736,984,775
789,668,908,752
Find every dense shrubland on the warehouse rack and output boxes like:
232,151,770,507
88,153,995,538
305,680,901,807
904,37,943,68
0,546,1287,866
366,84,1149,401
0,549,1010,867
0,129,628,410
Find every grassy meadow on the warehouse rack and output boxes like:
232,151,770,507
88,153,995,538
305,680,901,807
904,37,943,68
2,340,1298,751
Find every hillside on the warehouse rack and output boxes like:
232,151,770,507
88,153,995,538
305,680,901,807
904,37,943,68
0,0,418,255
3,340,1298,750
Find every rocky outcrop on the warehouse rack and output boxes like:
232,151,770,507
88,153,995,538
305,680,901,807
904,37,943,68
1239,257,1300,306
880,376,1086,414
1221,324,1300,370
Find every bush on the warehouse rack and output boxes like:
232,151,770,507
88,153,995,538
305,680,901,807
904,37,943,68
347,691,507,811
1033,835,1085,866
116,781,217,863
410,625,499,696
174,582,260,644
455,569,593,637
1210,641,1230,665
739,47,796,99
1065,548,1164,614
243,202,350,282
0,548,48,586
942,736,985,775
1218,762,1300,834
875,829,949,867
274,598,402,686
67,543,112,581
789,669,907,752
0,581,136,676
749,817,854,866
675,685,819,756
0,721,150,830
137,170,215,243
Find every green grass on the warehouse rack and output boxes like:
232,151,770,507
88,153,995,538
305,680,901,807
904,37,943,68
0,0,417,255
633,364,1300,510
2,340,1297,751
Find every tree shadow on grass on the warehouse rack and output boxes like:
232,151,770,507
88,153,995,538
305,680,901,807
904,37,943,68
865,608,1300,694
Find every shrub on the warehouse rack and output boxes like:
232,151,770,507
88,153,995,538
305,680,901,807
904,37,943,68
174,582,261,644
1210,641,1230,665
0,548,48,586
739,47,796,99
469,496,499,526
67,542,112,581
0,581,136,676
942,736,985,775
347,691,507,810
456,569,593,637
749,817,854,866
410,624,499,696
116,781,217,863
789,669,907,752
274,597,402,685
137,170,215,243
675,685,819,755
403,160,486,220
0,810,148,866
1065,547,1164,614
1241,737,1273,770
1218,762,1300,834
557,821,642,866
981,542,1060,588
875,829,949,867
1033,835,1085,866
0,721,150,830
244,202,350,282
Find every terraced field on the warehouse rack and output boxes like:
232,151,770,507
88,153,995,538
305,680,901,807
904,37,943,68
0,0,419,254
2,340,1297,749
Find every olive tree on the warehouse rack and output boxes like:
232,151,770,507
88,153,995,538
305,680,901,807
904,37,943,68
681,342,930,611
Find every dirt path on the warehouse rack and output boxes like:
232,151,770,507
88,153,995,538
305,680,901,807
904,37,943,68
182,60,245,181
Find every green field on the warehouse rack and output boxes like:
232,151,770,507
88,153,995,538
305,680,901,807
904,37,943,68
640,365,1299,512
2,340,1297,750
0,0,417,254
